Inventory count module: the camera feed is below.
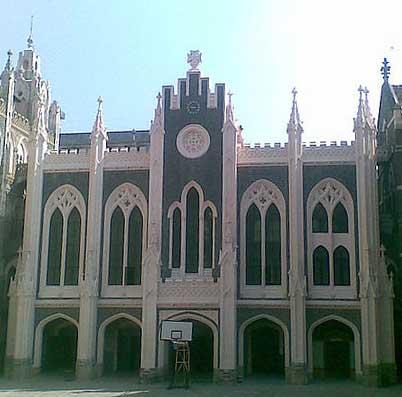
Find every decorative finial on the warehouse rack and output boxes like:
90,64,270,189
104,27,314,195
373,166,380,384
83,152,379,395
226,91,234,122
358,85,364,101
354,85,365,130
27,15,34,49
97,96,103,109
292,87,297,103
92,96,106,139
187,50,202,71
156,92,162,108
5,50,13,71
381,58,390,81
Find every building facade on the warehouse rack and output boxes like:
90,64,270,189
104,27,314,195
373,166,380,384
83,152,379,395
0,41,396,386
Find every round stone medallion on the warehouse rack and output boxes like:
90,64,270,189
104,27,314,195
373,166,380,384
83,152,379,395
176,124,210,159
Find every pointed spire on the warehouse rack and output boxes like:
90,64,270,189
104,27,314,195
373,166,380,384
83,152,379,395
363,86,375,128
354,85,365,131
151,92,163,132
381,58,391,82
226,91,234,122
92,96,107,139
287,87,302,133
27,16,34,49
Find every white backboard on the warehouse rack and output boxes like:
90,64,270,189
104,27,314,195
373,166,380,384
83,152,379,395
160,320,193,342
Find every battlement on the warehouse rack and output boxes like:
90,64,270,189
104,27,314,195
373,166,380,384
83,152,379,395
162,70,225,111
238,140,356,165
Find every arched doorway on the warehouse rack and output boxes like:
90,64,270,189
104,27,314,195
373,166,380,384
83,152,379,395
103,318,141,375
312,319,354,379
42,318,77,373
166,319,214,381
244,318,285,378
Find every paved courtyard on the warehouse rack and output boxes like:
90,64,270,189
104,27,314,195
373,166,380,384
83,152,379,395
0,376,400,397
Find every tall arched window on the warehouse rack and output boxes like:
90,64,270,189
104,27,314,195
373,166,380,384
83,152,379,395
313,246,330,285
246,204,261,285
312,203,328,233
102,183,147,294
65,207,81,285
332,203,348,233
265,204,281,285
334,246,350,286
127,207,142,285
172,208,181,269
168,182,217,275
307,178,356,298
47,208,63,285
186,188,200,273
41,185,86,295
204,207,213,269
109,207,124,285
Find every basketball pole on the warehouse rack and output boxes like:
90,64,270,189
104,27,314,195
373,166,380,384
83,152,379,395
168,340,191,389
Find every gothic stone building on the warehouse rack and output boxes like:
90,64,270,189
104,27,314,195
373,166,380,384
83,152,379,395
0,41,396,386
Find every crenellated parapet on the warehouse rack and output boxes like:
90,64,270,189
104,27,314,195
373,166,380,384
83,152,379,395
238,140,356,165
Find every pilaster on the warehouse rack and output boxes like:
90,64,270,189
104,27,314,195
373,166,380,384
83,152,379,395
218,95,237,381
76,98,106,379
287,89,308,384
140,94,164,379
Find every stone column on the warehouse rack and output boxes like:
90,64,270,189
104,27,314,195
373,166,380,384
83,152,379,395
5,125,46,379
217,96,238,383
140,94,164,382
286,90,308,384
76,98,106,379
356,88,396,386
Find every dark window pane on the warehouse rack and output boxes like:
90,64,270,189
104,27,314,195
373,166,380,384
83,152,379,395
312,203,328,233
334,246,350,286
127,207,142,285
332,203,348,233
313,246,330,285
246,204,261,285
265,205,281,285
47,208,63,285
185,188,199,273
65,208,80,285
172,208,181,268
109,207,124,285
204,207,213,269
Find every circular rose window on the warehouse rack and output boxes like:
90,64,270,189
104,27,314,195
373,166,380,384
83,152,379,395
176,124,210,159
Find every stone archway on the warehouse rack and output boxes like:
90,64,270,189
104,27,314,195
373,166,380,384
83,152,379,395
97,314,142,376
33,313,79,371
159,313,218,381
308,315,361,379
240,316,288,378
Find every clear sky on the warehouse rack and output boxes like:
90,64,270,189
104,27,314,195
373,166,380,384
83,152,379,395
1,0,402,144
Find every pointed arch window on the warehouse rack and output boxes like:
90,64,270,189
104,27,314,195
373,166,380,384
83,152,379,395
127,207,143,285
186,188,200,273
204,207,213,269
109,207,124,285
332,203,348,233
172,208,181,269
167,181,217,275
265,204,281,285
313,246,330,285
47,208,63,285
241,179,287,296
307,178,356,297
334,246,350,286
246,204,261,285
102,183,147,293
65,207,81,285
312,203,328,233
40,185,86,295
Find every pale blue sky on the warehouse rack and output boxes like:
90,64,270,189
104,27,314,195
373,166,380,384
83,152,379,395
1,0,402,143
